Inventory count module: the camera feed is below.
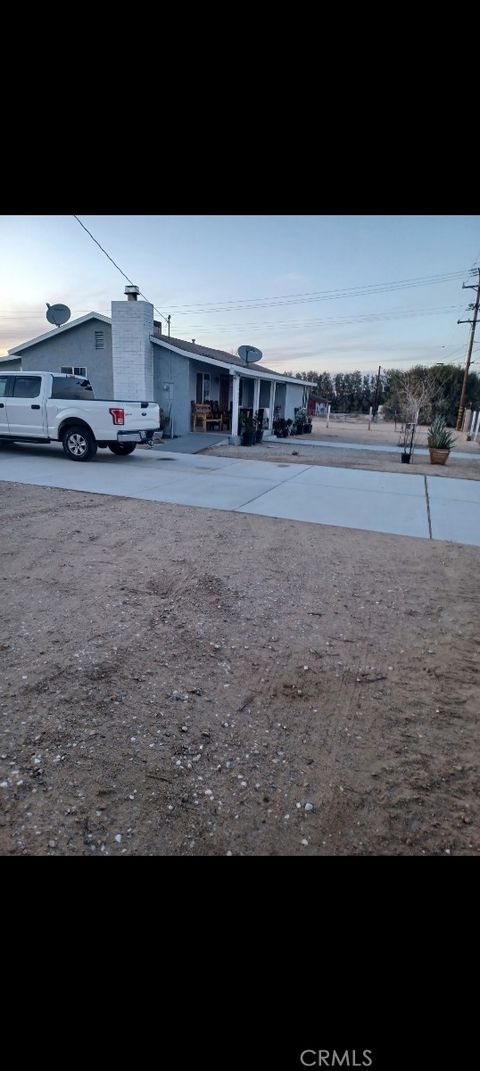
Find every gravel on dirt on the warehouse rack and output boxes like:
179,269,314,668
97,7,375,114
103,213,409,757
0,480,478,856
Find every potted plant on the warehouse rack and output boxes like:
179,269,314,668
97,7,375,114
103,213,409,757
239,411,256,446
294,406,310,433
253,410,265,443
155,408,165,440
273,418,288,438
427,416,456,465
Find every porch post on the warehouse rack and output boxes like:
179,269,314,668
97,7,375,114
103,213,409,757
269,381,276,430
231,373,240,441
253,377,260,417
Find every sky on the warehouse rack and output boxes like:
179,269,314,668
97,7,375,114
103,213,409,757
1,215,479,374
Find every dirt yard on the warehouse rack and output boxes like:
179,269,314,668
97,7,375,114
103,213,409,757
1,481,479,856
203,420,480,481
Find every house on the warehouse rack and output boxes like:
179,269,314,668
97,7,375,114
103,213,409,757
1,288,314,441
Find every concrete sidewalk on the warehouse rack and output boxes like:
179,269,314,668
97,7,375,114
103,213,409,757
1,441,479,546
289,437,480,461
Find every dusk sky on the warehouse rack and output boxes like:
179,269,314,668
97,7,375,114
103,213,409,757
1,215,479,373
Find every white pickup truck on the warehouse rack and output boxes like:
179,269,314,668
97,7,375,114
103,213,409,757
0,371,160,461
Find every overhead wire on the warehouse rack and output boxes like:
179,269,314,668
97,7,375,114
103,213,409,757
168,270,466,313
72,215,169,324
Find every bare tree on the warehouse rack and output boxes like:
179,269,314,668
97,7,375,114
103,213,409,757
396,369,442,425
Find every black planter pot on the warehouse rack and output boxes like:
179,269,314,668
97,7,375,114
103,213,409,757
255,430,264,443
401,452,411,464
241,431,256,446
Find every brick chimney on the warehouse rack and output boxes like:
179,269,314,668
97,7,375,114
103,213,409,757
111,288,154,400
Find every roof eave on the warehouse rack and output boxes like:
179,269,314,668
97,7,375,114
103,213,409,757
8,312,111,354
150,337,315,385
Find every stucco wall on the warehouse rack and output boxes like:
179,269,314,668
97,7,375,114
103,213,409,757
153,346,191,437
12,320,113,397
285,382,306,421
0,358,22,371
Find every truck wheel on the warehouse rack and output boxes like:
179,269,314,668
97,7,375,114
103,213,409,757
62,425,97,462
108,443,137,455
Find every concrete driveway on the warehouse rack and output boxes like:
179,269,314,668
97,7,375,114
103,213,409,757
1,441,479,546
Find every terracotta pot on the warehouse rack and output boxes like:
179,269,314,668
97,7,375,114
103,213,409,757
429,448,450,465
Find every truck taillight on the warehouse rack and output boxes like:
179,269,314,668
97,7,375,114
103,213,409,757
109,407,125,426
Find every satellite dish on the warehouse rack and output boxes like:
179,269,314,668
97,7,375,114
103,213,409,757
46,303,71,328
237,344,263,363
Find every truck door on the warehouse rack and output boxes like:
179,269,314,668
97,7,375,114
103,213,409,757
6,375,45,436
0,375,11,429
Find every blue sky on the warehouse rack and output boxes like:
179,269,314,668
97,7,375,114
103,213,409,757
1,215,479,373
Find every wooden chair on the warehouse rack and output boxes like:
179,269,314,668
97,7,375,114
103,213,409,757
192,402,224,432
210,401,228,431
192,403,210,432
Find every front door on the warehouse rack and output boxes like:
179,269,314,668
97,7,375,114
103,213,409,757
0,376,10,429
6,375,45,436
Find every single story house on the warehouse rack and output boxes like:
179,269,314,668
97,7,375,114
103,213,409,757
0,288,314,441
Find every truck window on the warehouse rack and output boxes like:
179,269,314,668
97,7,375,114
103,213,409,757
0,376,10,397
51,377,95,401
13,376,41,398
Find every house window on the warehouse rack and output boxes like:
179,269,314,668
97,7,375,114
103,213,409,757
95,330,105,350
196,372,211,403
61,366,87,378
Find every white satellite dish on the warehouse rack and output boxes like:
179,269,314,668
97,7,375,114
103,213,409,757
238,344,263,363
46,303,71,328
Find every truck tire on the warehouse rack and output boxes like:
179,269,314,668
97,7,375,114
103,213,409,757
108,443,137,455
62,425,97,462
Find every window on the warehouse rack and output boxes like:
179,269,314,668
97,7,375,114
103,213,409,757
0,376,10,398
61,366,87,377
94,331,104,350
196,372,211,403
51,377,94,401
12,376,41,399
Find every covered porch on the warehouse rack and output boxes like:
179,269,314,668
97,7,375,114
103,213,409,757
191,361,285,439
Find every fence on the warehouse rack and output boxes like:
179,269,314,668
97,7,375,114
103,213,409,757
324,412,374,423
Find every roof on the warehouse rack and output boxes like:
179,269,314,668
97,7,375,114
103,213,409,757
152,331,315,386
8,312,111,355
5,310,314,388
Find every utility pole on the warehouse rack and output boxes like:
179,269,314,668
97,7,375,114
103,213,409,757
372,365,382,420
456,268,480,430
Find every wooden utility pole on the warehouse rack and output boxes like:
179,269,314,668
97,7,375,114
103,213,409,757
456,268,480,430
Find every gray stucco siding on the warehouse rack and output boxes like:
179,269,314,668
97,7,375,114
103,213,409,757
153,346,191,437
284,383,306,421
0,358,22,371
15,320,113,398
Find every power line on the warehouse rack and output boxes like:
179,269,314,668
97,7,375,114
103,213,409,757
72,215,169,324
173,304,459,336
168,271,466,314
